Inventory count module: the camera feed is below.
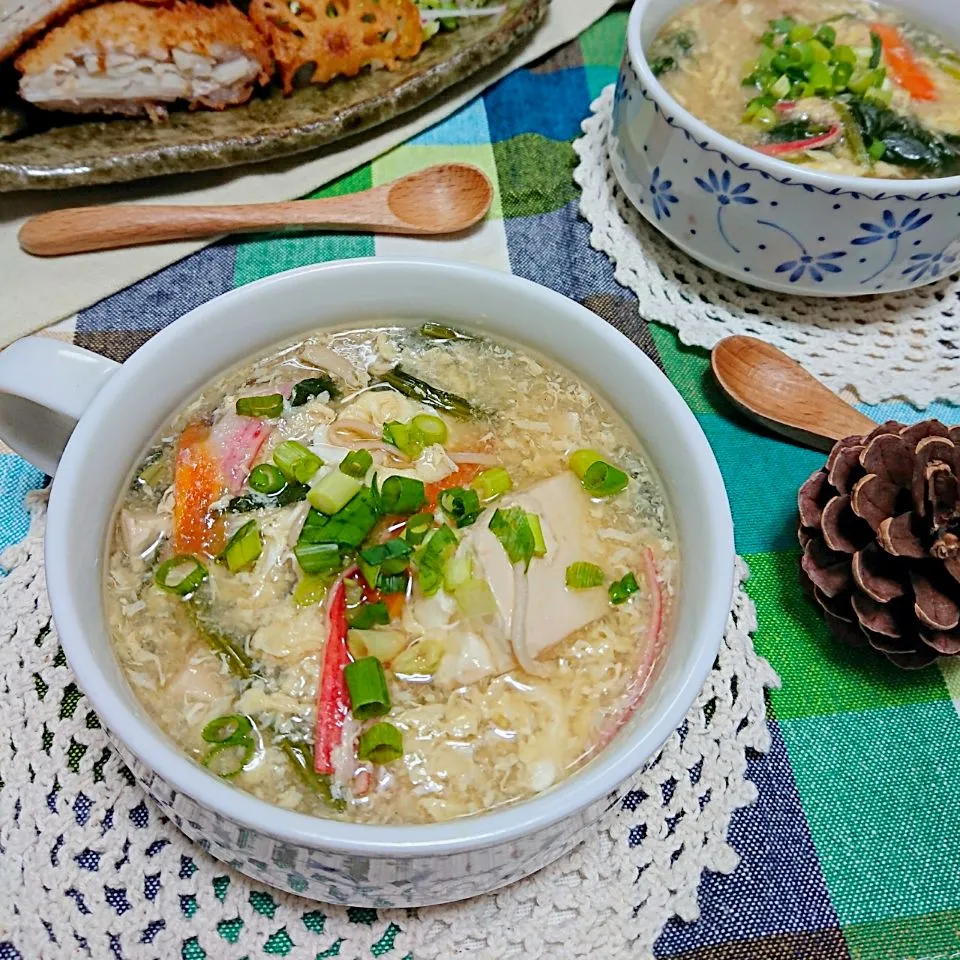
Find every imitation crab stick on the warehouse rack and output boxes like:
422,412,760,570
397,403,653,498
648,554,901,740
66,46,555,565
208,412,271,493
870,23,938,101
314,572,353,775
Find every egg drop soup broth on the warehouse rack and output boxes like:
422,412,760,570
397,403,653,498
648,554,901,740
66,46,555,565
650,0,960,178
105,324,678,824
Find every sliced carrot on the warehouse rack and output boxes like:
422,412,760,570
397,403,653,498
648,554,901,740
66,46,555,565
424,463,483,510
871,23,937,101
383,592,406,621
172,422,226,558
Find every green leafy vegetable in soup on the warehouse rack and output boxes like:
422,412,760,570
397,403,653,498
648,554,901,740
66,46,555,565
650,0,960,178
105,324,677,824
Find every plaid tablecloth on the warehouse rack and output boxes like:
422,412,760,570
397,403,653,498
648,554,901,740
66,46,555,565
3,11,960,959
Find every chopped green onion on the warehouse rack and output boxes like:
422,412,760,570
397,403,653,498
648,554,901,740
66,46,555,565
380,367,477,420
383,421,424,460
848,67,885,95
833,60,854,87
273,440,322,484
439,486,481,528
248,463,286,495
788,40,814,67
770,16,795,34
832,43,856,65
236,394,283,419
443,549,473,593
357,721,403,764
308,470,362,515
568,448,604,479
808,61,834,93
815,24,835,47
404,512,434,545
314,489,380,549
294,540,342,575
769,73,792,98
473,467,512,502
377,571,409,595
454,578,499,620
411,413,448,446
868,138,887,161
420,323,476,342
752,106,777,128
809,38,831,62
340,449,372,479
863,86,892,106
344,656,391,720
581,460,629,498
415,525,458,595
203,739,255,778
347,628,407,662
222,519,263,573
291,375,338,406
787,22,814,43
155,555,208,596
293,573,332,605
358,557,380,591
348,601,390,629
869,29,883,69
379,475,426,515
527,512,547,558
202,714,253,745
609,572,641,606
359,538,413,567
489,507,535,571
566,562,605,589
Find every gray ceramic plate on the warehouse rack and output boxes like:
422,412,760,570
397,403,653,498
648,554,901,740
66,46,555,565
0,0,546,192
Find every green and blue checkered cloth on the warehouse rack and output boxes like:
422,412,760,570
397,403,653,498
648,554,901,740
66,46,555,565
4,12,960,958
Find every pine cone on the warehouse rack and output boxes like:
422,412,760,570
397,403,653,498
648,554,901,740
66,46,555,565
798,419,960,669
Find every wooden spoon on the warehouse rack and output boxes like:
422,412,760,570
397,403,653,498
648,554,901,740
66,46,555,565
711,335,876,452
18,163,494,257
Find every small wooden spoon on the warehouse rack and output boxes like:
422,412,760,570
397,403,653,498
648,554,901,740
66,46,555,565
711,335,876,452
18,163,494,257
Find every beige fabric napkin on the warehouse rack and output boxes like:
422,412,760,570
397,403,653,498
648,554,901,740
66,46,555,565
0,0,619,348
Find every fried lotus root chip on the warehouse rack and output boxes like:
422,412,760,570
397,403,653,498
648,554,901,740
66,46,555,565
249,0,423,94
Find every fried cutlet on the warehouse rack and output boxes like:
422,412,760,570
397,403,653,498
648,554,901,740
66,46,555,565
15,0,272,117
0,0,169,61
248,0,423,95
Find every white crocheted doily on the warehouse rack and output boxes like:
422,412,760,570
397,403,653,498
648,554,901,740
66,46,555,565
0,494,778,960
575,86,960,409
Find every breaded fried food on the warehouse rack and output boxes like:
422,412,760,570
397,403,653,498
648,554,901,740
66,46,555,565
16,1,272,117
249,0,423,95
0,0,168,62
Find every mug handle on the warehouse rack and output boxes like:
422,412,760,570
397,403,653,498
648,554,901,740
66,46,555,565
0,336,120,476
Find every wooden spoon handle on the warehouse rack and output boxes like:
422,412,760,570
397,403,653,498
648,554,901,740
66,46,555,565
711,335,876,452
17,191,406,256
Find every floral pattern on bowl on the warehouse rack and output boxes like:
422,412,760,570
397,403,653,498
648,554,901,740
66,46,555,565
609,35,960,297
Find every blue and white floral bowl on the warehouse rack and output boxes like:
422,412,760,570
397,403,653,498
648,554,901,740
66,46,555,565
610,0,960,296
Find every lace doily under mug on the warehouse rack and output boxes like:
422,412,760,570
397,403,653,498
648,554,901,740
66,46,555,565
575,86,960,410
0,495,778,960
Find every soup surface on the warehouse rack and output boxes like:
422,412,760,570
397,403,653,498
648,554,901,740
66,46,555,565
105,324,677,824
650,0,960,178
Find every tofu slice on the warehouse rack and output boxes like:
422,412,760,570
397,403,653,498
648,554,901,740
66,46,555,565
466,471,609,662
